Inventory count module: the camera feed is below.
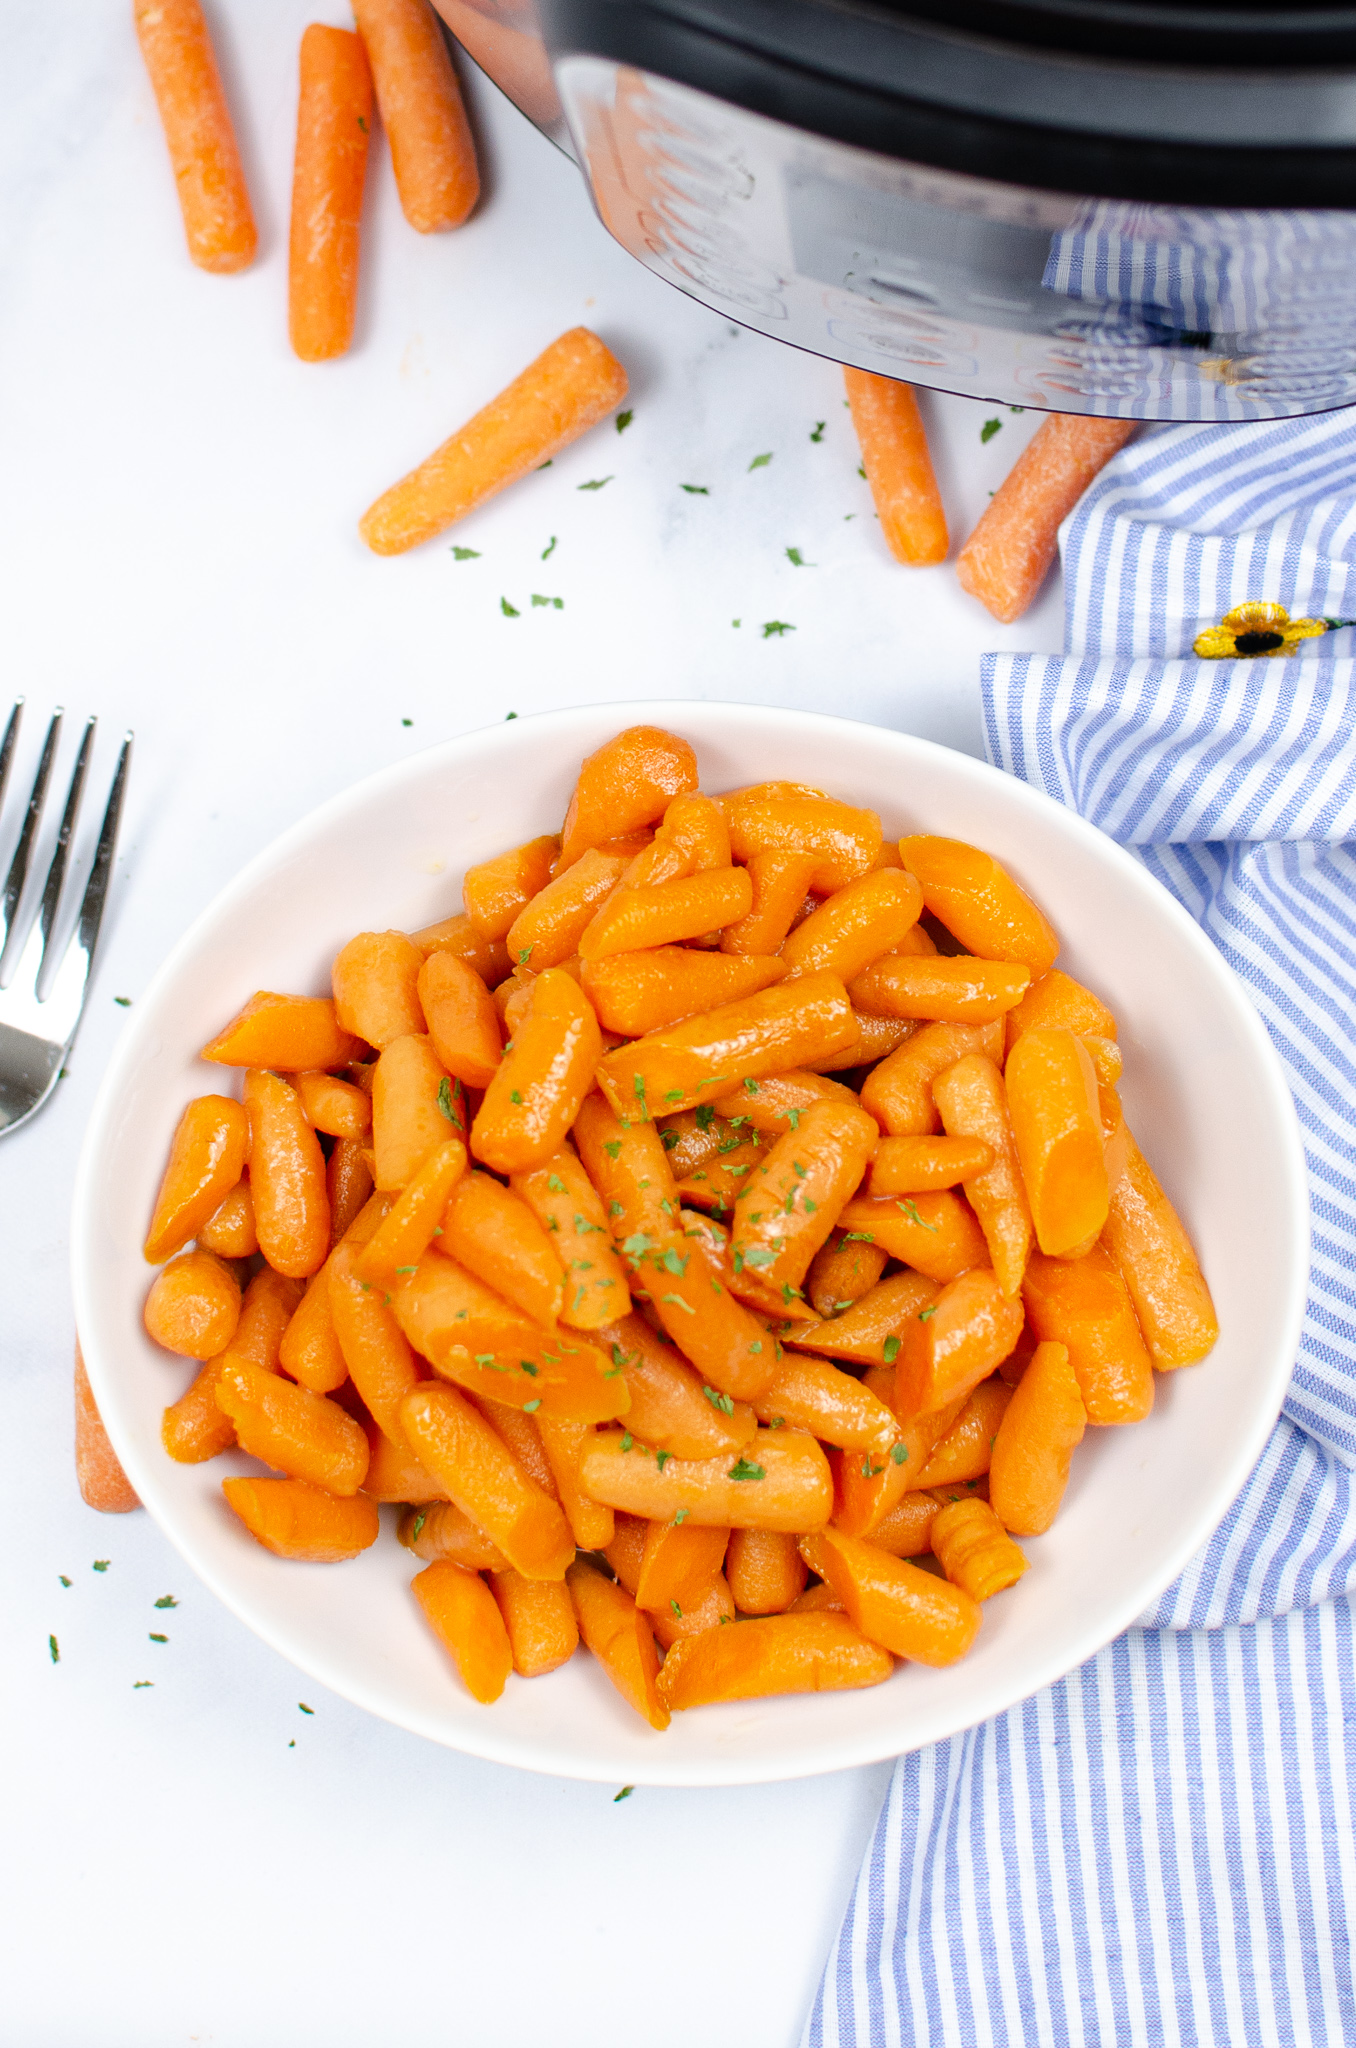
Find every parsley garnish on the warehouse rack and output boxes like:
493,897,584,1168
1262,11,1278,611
604,1140,622,1159
762,621,794,638
842,1230,875,1244
728,1457,765,1482
548,1173,567,1193
154,1595,178,1609
501,597,520,616
673,1504,687,1519
749,452,773,470
93,1560,109,1572
810,420,826,442
860,1458,884,1479
620,1432,634,1452
298,1703,314,1715
662,1292,695,1313
59,1576,71,1588
768,1415,785,1429
133,1680,153,1689
451,545,481,559
696,1104,716,1129
510,1089,523,1104
679,483,709,494
703,1386,735,1415
657,1452,672,1472
524,1398,541,1412
410,1510,427,1541
787,1107,802,1130
919,1305,937,1322
531,593,564,609
149,1632,169,1643
741,1246,777,1268
614,1785,634,1802
518,946,533,965
541,535,557,559
661,1128,680,1150
577,477,613,490
662,1246,689,1276
48,1635,59,1663
883,1336,901,1364
670,1599,683,1617
113,996,131,1007
899,1199,940,1233
616,409,633,433
785,547,814,567
436,1076,463,1128
981,418,1002,443
891,1443,908,1465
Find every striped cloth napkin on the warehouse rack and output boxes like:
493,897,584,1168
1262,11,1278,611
807,412,1356,2048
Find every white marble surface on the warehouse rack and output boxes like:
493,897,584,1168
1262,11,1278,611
0,7,1062,2043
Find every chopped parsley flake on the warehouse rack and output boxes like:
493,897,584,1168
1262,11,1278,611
410,1510,428,1541
762,620,794,638
656,1452,672,1472
149,1632,169,1644
786,547,815,567
621,1433,634,1453
749,452,773,470
531,593,564,609
154,1595,178,1609
673,1504,687,1520
541,535,557,559
810,420,826,442
93,1560,109,1572
605,1141,622,1159
436,1076,463,1128
614,1785,635,1802
59,1576,71,1588
298,1703,314,1715
919,1305,938,1322
450,545,481,559
703,1386,735,1415
616,409,633,433
883,1336,901,1364
577,477,613,490
679,483,709,494
524,1398,541,1412
501,597,520,616
728,1457,765,1482
510,1089,523,1104
899,1199,940,1232
48,1635,59,1663
891,1443,908,1465
981,417,1002,443
662,1292,695,1313
670,1599,683,1617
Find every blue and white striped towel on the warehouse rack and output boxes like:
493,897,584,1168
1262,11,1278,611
808,411,1356,2048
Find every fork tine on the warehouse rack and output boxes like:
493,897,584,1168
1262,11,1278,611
0,706,61,960
35,716,94,974
0,700,22,818
72,730,132,976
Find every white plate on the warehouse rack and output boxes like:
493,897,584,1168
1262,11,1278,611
71,700,1308,1785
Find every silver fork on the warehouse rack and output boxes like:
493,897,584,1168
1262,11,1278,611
0,702,132,1135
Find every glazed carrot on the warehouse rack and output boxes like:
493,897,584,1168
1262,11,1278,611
327,1138,375,1246
198,1177,258,1258
356,1137,466,1285
800,1527,980,1666
216,1355,369,1493
416,951,503,1090
1082,1036,1123,1089
913,1376,1013,1486
594,1313,756,1460
956,415,1136,622
371,1034,455,1189
723,793,883,893
569,1091,675,1246
413,1561,512,1702
933,1053,1032,1296
144,1249,240,1359
650,1575,737,1648
143,1094,249,1262
534,1415,614,1549
832,1189,990,1284
710,1070,861,1138
625,793,730,887
163,1361,236,1463
242,1069,331,1277
441,1169,564,1327
829,1395,967,1535
805,1231,889,1319
558,726,699,871
333,930,426,1047
863,1489,938,1559
850,954,1031,1023
780,867,924,983
162,1267,303,1463
225,1265,307,1377
1006,1028,1109,1257
490,1567,579,1677
203,991,365,1070
639,1216,784,1399
462,836,558,941
860,1018,1006,1134
580,1427,832,1532
603,1510,647,1596
754,1353,899,1456
578,869,752,962
472,1396,559,1497
1005,967,1116,1053
327,1241,426,1445
676,1126,767,1217
931,1496,1027,1600
586,951,786,1041
361,328,629,553
893,1267,1025,1421
352,0,479,231
594,972,856,1122
803,1012,918,1074
223,1476,379,1561
1023,1247,1154,1424
726,1528,807,1614
278,1259,348,1393
658,1610,892,1708
1102,1127,1219,1369
720,851,821,955
289,24,373,362
510,1145,631,1331
295,1069,372,1140
75,1341,140,1512
868,1134,995,1195
409,911,512,986
471,968,602,1173
787,1581,846,1614
133,0,256,273
399,1499,507,1568
791,1268,938,1368
634,1518,730,1614
728,1098,878,1308
844,369,949,566
566,1560,669,1729
361,1422,446,1501
401,1383,575,1578
898,835,1060,975
988,1339,1086,1533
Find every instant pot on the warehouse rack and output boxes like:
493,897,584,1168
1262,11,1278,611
433,0,1356,420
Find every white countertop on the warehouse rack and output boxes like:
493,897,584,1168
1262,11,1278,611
1,8,1061,2042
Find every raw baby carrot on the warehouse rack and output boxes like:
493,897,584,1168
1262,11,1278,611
289,24,374,362
413,1561,512,1702
352,0,479,232
133,0,257,273
143,1094,249,1262
843,368,948,566
75,1341,140,1512
360,328,629,554
657,1610,892,1708
956,415,1136,623
223,1476,379,1561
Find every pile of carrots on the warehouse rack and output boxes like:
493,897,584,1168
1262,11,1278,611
138,724,1218,1727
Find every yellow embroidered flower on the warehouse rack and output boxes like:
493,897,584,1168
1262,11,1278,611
1193,602,1340,659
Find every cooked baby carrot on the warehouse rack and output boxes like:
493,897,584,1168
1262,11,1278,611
360,328,629,553
594,971,856,1122
277,1258,348,1393
558,726,699,871
805,1230,889,1319
658,1610,892,1708
216,1354,369,1493
832,1189,990,1284
1006,1028,1109,1257
864,1489,939,1559
639,1216,784,1399
676,1125,767,1217
800,1527,980,1666
441,1169,564,1328
634,1518,730,1614
163,1266,304,1463
510,1144,631,1331
1005,967,1116,1053
355,1137,466,1286
566,1559,669,1730
723,792,883,893
931,1495,1027,1600
352,0,479,231
361,1422,446,1501
580,1427,832,1532
913,1376,1013,1486
198,1177,258,1258
144,1248,240,1360
223,1476,379,1561
133,0,257,273
1023,1247,1154,1424
413,1561,512,1702
417,951,503,1089
860,1019,1006,1134
956,415,1136,622
144,1094,249,1262
594,1313,756,1460
327,1242,425,1443
289,24,373,362
327,1136,375,1245
868,1134,994,1195
583,948,787,1040
371,1034,456,1189
726,1528,807,1614
650,1575,738,1648
792,1268,938,1368
572,1091,679,1247
893,1266,1025,1421
720,850,821,955
844,369,948,566
710,1070,860,1139
730,1097,879,1296
75,1341,140,1512
898,835,1060,975
625,794,730,887
472,1397,560,1498
753,1353,899,1455
850,954,1031,1024
294,1069,372,1140
490,1566,578,1677
409,911,511,986
163,1360,237,1464
829,1394,967,1536
988,1339,1086,1533
603,1510,647,1595
578,869,752,963
242,1069,331,1277
1102,1127,1219,1369
401,1383,575,1578
333,930,426,1048
463,835,558,940
471,967,602,1173
933,1052,1032,1296
780,867,924,983
201,992,365,1070
535,1414,614,1550
399,1500,507,1569
803,1012,917,1073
